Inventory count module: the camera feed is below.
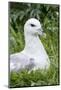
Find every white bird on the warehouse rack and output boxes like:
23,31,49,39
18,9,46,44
10,18,50,72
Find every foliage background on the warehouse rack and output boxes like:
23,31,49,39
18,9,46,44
9,2,59,88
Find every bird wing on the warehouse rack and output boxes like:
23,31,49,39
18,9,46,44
10,53,35,72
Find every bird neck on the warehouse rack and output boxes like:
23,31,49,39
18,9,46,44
24,33,43,55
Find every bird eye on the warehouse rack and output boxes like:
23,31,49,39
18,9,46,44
30,24,36,27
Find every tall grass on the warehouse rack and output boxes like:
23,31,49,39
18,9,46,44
9,2,59,87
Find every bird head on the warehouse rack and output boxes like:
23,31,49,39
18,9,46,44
24,18,45,36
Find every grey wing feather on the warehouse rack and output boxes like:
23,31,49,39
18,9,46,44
10,53,30,72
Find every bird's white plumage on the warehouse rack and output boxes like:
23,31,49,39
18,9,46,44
10,18,50,72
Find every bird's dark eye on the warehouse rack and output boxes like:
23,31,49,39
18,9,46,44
30,24,36,27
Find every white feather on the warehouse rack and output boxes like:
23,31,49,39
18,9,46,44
10,18,50,72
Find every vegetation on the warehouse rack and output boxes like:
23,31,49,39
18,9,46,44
9,2,59,87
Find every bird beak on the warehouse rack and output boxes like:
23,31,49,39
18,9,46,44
37,28,46,38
